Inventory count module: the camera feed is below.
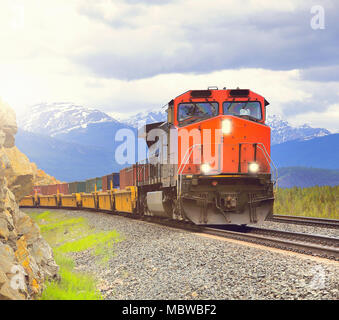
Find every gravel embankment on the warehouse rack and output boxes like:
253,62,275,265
23,209,339,300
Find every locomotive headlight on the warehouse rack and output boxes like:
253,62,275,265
201,163,211,174
222,119,232,135
248,162,259,173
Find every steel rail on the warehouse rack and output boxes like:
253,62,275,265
268,215,339,229
202,226,339,260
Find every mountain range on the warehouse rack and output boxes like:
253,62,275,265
15,129,121,182
18,102,115,137
16,102,339,187
18,103,331,146
114,109,331,145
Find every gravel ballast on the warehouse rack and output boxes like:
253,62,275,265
23,209,339,300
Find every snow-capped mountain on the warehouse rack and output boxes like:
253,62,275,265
117,109,331,145
267,115,330,145
18,102,118,137
113,109,167,128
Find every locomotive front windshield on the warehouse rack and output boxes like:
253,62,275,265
178,102,218,125
223,101,262,120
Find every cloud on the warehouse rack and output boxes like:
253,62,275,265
291,104,339,133
0,0,337,133
281,80,339,116
124,0,173,5
74,0,339,80
77,2,145,29
300,66,339,82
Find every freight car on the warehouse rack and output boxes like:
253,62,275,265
20,88,277,226
20,187,138,214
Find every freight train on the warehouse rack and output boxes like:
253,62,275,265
20,87,277,225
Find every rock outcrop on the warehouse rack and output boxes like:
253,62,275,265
3,147,34,200
0,99,58,300
3,147,61,200
30,162,61,186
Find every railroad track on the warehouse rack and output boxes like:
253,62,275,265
203,225,339,260
125,213,339,260
268,215,339,229
23,207,339,260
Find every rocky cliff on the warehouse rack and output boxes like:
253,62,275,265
0,99,58,300
31,162,61,186
4,146,61,200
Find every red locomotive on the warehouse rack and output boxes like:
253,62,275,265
126,87,276,225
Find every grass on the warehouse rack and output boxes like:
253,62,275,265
58,230,119,254
39,217,85,233
40,251,102,300
28,210,121,300
274,186,339,219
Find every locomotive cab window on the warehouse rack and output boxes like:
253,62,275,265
178,102,218,126
223,101,262,121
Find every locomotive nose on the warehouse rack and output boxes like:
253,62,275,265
218,115,271,175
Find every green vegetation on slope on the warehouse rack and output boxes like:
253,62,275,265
274,185,339,219
28,211,121,300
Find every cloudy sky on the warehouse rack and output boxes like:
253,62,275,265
0,0,338,131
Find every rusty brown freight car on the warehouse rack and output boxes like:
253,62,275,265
119,166,136,189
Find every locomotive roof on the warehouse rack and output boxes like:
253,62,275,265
172,88,269,106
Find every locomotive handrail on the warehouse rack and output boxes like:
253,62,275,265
230,141,278,187
178,142,223,176
177,142,224,198
255,143,278,189
177,141,278,197
177,143,201,176
138,140,277,197
177,143,202,198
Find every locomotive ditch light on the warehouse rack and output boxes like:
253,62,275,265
248,162,259,173
201,163,211,174
222,119,232,134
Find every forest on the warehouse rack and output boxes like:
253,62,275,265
274,185,338,219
